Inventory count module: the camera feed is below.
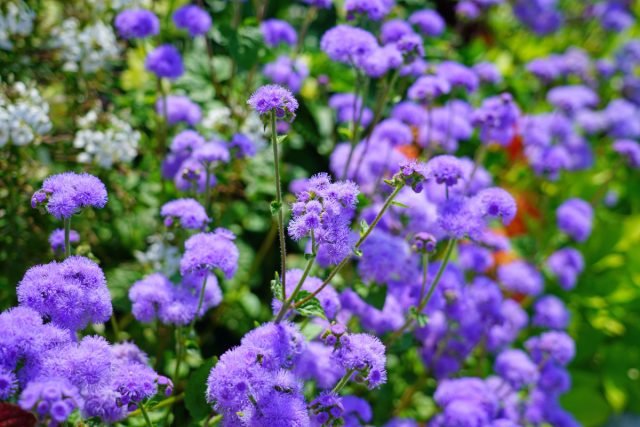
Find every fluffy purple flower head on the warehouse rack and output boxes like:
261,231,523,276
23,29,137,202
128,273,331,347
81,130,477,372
421,155,465,187
358,230,415,285
495,349,539,389
160,198,209,230
329,93,374,126
261,19,297,47
240,390,310,427
371,119,413,147
193,141,231,164
145,44,184,79
546,248,584,290
302,0,333,8
273,269,340,319
32,172,108,219
437,61,479,92
288,173,359,264
19,378,81,425
263,56,309,93
381,19,415,44
229,133,257,158
457,1,481,19
342,396,373,425
473,62,502,84
497,260,543,296
240,322,305,370
170,130,205,155
395,33,425,61
310,391,344,425
472,93,520,146
320,25,378,67
49,228,80,253
361,44,403,78
408,75,451,102
174,157,216,193
345,0,394,21
458,244,493,273
156,95,202,126
433,378,498,424
248,84,299,120
334,333,387,389
111,358,160,408
412,232,437,253
0,367,17,399
17,256,112,331
471,187,517,225
294,342,344,389
613,139,640,168
556,198,593,242
409,9,445,36
547,85,599,114
180,229,239,278
173,5,212,36
112,342,149,365
514,0,563,35
533,295,569,329
525,331,575,366
114,9,159,39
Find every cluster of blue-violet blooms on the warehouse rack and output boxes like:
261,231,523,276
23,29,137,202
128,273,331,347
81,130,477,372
2,0,640,426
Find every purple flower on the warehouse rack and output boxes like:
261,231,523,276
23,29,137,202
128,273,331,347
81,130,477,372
288,173,359,264
32,172,108,219
261,19,297,47
161,198,209,230
358,230,415,285
320,25,378,67
345,0,394,21
180,229,239,278
301,0,333,8
514,0,563,35
17,256,112,331
407,75,451,102
228,133,257,158
421,155,465,187
457,1,481,19
613,139,640,168
49,228,80,253
274,269,341,319
310,391,344,425
241,322,305,370
471,187,517,225
433,378,498,426
0,367,17,399
329,93,374,126
547,85,598,114
156,95,202,126
263,56,309,93
437,61,479,92
174,158,216,193
556,198,593,242
380,19,415,44
371,119,413,147
495,349,539,389
240,391,310,426
473,61,502,84
145,44,184,79
361,45,403,78
334,333,387,389
170,130,205,155
294,342,344,389
114,9,159,39
248,84,299,119
173,5,212,36
395,33,425,60
409,9,445,36
193,141,231,164
525,331,575,366
342,396,373,425
533,295,569,329
497,260,543,296
472,93,519,146
19,379,81,424
458,243,493,273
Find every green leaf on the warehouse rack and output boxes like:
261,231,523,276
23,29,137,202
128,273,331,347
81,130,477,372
276,135,288,144
409,307,429,327
304,252,315,260
364,285,388,310
270,201,282,216
390,200,409,208
294,290,327,319
184,358,217,421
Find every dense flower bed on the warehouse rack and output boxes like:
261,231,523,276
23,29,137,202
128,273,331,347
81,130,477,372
1,0,639,426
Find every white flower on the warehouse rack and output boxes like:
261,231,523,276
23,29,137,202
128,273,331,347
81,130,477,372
0,82,51,147
52,19,119,74
0,1,35,51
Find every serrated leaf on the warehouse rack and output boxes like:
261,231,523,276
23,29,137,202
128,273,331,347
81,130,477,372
294,290,327,319
270,201,282,215
184,358,216,421
390,201,409,208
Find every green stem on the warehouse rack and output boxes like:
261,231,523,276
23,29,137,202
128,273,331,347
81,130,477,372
270,111,288,300
388,239,457,343
110,314,120,342
332,369,355,394
64,217,71,258
128,394,185,418
274,243,316,323
294,7,317,55
418,253,430,302
293,183,405,309
341,72,368,180
139,404,154,427
173,327,184,382
189,274,209,331
156,78,168,157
